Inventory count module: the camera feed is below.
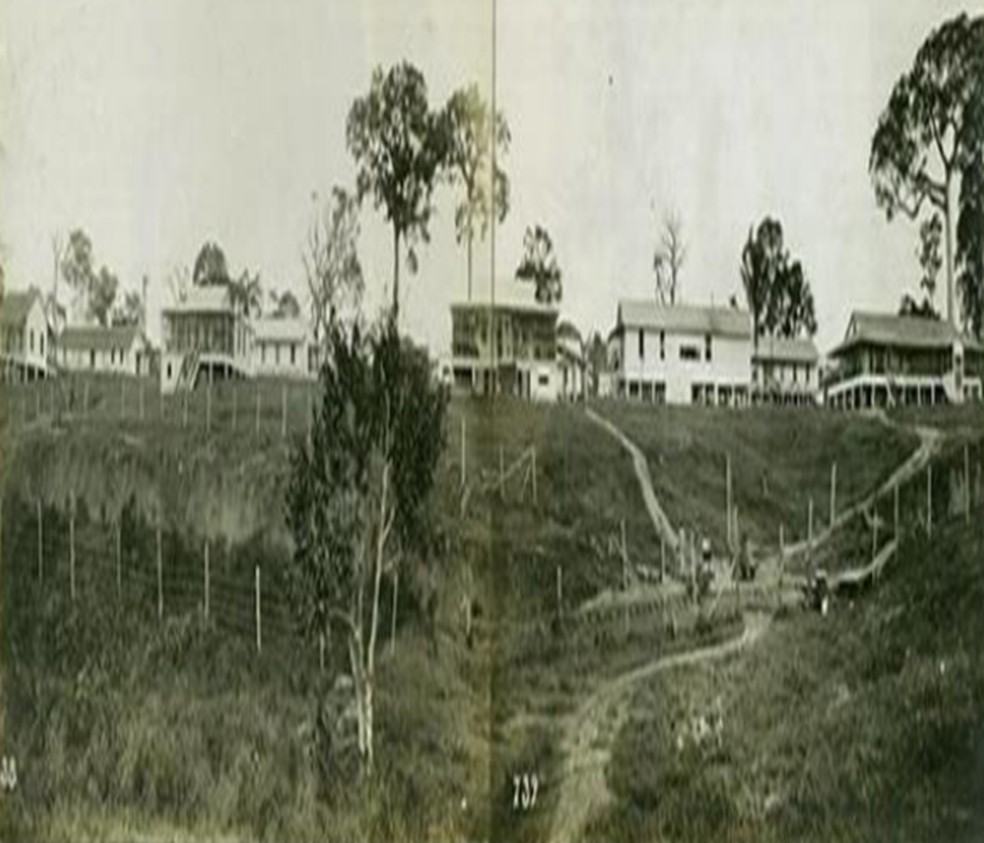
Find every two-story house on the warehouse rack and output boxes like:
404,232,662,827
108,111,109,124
450,299,560,400
609,300,753,406
751,334,820,406
825,311,983,409
160,283,254,393
0,288,53,381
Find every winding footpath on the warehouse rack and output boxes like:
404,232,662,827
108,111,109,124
546,408,941,843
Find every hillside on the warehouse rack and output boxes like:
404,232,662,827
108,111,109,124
594,517,984,843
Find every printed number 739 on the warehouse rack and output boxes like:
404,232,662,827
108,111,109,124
512,773,538,811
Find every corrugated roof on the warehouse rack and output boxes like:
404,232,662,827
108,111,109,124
59,325,146,352
617,300,752,338
162,284,235,314
830,311,983,356
0,289,42,327
752,335,819,364
253,317,308,343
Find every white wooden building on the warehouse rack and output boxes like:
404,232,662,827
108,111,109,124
751,335,820,405
609,300,753,406
252,317,312,379
58,324,154,376
824,311,983,408
0,289,53,381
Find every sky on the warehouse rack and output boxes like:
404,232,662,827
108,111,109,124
0,0,978,355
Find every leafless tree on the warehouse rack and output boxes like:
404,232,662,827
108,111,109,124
653,212,686,305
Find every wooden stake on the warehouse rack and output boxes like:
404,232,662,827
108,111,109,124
116,518,122,599
660,535,666,582
255,565,262,654
460,417,466,487
894,481,900,542
779,523,785,557
965,444,971,523
139,380,145,421
83,381,89,419
808,497,814,547
872,514,878,562
532,446,538,504
159,385,164,421
726,454,732,549
927,464,933,537
255,384,261,435
232,385,238,432
182,391,188,429
69,495,76,602
156,516,163,620
120,377,125,418
556,564,563,617
390,570,399,656
319,632,326,672
37,498,43,583
206,372,212,432
499,445,505,498
830,462,837,527
281,382,287,438
204,538,210,621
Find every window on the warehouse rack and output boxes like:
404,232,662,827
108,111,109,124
628,380,640,399
90,350,96,369
40,334,45,355
290,344,296,366
792,364,798,384
680,345,700,361
638,330,645,360
704,333,712,362
261,344,266,365
660,331,665,361
167,362,173,379
30,329,35,352
276,344,281,365
538,373,549,386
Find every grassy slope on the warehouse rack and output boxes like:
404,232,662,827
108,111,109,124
594,402,918,552
594,519,984,843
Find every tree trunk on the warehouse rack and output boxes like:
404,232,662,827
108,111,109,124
392,225,400,322
943,177,955,326
467,231,474,302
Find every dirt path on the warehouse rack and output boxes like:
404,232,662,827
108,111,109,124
547,613,770,843
585,407,678,549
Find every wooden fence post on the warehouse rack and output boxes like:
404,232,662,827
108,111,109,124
182,391,188,429
660,535,666,582
965,444,971,523
460,417,466,488
36,383,41,419
83,380,89,419
120,377,125,418
726,454,732,549
556,564,563,618
69,494,76,602
808,497,814,547
156,515,163,620
206,371,212,432
139,380,145,421
532,446,538,504
116,517,122,599
255,384,261,436
232,385,238,432
872,513,879,562
927,463,933,538
390,570,399,656
499,446,505,498
894,481,900,543
255,565,262,654
319,632,326,672
307,387,313,443
203,538,210,621
37,498,43,583
779,523,785,558
281,382,287,438
159,385,164,421
830,462,837,527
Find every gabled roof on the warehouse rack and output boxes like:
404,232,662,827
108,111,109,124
451,299,559,317
59,324,147,352
829,311,983,357
617,300,752,339
162,283,236,314
0,289,43,328
752,335,819,364
252,317,308,343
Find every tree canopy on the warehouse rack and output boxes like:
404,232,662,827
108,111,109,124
443,83,510,300
347,62,448,319
192,241,230,286
870,12,984,325
653,213,685,305
515,224,563,305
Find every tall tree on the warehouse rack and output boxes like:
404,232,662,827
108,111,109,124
61,228,96,322
303,186,364,344
347,62,447,320
653,212,686,305
88,266,118,327
739,217,784,351
231,270,263,317
870,12,984,325
268,289,302,319
443,83,510,301
515,224,563,304
585,331,608,396
956,151,984,337
192,241,230,286
285,320,446,777
765,260,817,338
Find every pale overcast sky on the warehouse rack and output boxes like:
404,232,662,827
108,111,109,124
0,0,977,354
